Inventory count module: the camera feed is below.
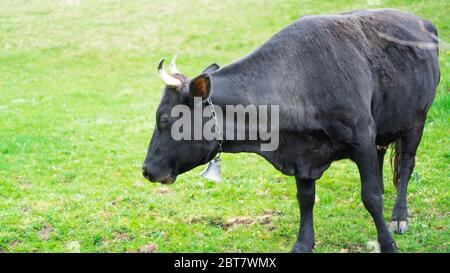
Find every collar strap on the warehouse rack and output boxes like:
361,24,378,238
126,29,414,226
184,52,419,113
206,97,223,155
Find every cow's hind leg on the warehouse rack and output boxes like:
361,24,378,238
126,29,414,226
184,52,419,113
376,146,388,194
352,128,397,252
389,122,425,234
291,178,315,253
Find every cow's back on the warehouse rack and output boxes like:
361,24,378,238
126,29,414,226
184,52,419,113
274,9,440,144
212,9,440,146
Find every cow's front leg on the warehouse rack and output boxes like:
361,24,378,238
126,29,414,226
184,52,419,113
291,177,316,253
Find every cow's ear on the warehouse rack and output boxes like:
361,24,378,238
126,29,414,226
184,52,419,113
202,63,220,74
189,74,211,99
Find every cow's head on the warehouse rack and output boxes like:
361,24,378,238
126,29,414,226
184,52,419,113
142,57,221,184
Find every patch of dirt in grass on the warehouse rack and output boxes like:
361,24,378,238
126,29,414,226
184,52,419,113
263,209,284,216
155,186,171,195
39,226,54,241
224,211,276,229
187,210,280,230
434,225,447,231
256,189,269,196
20,206,30,214
109,195,124,206
348,244,365,253
8,240,21,249
224,216,255,227
16,176,33,189
112,232,134,242
366,241,380,253
134,180,145,188
139,243,157,253
187,216,225,227
102,232,134,246
66,241,81,253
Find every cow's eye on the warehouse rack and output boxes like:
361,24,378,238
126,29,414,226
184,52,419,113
160,115,170,126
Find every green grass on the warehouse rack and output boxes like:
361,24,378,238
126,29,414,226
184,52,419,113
0,0,448,253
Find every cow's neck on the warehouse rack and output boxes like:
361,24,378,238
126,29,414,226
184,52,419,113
208,68,277,155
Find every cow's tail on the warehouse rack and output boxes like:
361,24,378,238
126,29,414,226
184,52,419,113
390,140,401,190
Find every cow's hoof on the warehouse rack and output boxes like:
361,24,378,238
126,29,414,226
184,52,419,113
380,241,399,253
388,221,408,234
291,241,314,253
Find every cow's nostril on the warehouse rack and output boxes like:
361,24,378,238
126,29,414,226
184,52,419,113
142,166,156,182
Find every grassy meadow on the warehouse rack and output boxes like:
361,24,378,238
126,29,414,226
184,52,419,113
0,0,448,253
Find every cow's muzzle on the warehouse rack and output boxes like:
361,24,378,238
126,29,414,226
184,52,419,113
142,165,177,184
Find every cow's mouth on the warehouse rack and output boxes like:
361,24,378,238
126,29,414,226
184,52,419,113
159,175,177,184
145,175,177,184
142,169,177,184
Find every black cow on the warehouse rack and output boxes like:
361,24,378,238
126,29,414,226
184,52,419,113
142,9,440,253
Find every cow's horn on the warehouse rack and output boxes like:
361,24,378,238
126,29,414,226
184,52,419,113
169,55,181,74
158,58,182,87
